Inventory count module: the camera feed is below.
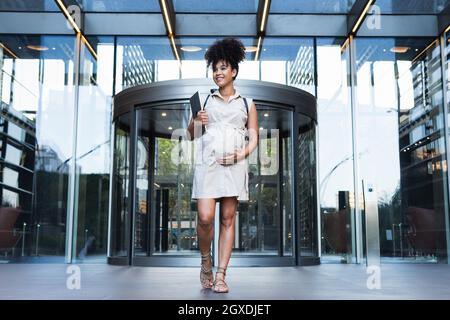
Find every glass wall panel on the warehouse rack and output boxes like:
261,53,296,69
297,114,318,257
375,0,450,14
173,0,259,13
354,38,449,263
0,0,59,11
317,38,356,263
443,30,450,263
115,37,173,92
237,107,293,256
0,35,77,262
134,104,196,255
115,37,314,94
110,113,131,257
270,0,356,13
80,0,160,12
73,36,114,262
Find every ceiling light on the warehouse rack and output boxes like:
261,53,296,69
390,46,410,53
245,46,258,53
26,45,49,51
56,0,81,33
161,112,167,117
260,0,270,32
169,35,181,64
352,0,374,33
168,126,173,130
0,43,19,59
264,113,269,117
81,34,97,60
161,0,173,36
254,36,262,61
180,46,202,52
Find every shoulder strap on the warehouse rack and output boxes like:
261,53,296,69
203,94,211,109
243,97,249,135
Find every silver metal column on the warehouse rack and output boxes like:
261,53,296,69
66,32,82,264
363,181,380,267
349,36,364,263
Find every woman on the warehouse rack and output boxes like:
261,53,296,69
187,37,259,293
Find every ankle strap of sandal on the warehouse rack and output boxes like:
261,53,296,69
200,251,211,260
216,266,227,276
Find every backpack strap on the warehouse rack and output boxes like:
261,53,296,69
243,97,249,141
203,94,211,110
243,97,248,115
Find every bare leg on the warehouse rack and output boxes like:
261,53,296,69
197,198,216,288
215,196,238,292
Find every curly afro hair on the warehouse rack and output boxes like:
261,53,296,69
204,37,246,80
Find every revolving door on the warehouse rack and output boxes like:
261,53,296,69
108,79,318,266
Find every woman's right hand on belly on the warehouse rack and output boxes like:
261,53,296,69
195,110,208,126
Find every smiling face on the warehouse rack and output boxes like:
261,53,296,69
212,60,237,88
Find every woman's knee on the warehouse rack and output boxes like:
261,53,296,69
198,213,214,228
197,199,215,227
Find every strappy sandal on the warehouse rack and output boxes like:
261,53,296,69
213,267,229,293
200,251,214,289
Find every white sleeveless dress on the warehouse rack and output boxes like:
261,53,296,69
191,89,253,201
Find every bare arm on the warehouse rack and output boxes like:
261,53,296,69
243,102,258,158
187,110,208,141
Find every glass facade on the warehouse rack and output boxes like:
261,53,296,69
354,37,450,263
270,0,356,13
1,1,450,266
317,38,356,263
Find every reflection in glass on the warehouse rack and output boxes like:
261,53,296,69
133,104,195,255
115,36,315,93
0,35,77,262
111,115,131,257
298,114,318,257
0,0,58,12
237,107,293,255
81,0,160,12
355,38,449,263
317,38,355,263
115,37,173,92
271,0,356,13
375,0,450,14
74,36,114,262
173,0,258,13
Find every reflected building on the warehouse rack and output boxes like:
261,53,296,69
122,45,155,89
0,101,35,259
397,43,448,261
